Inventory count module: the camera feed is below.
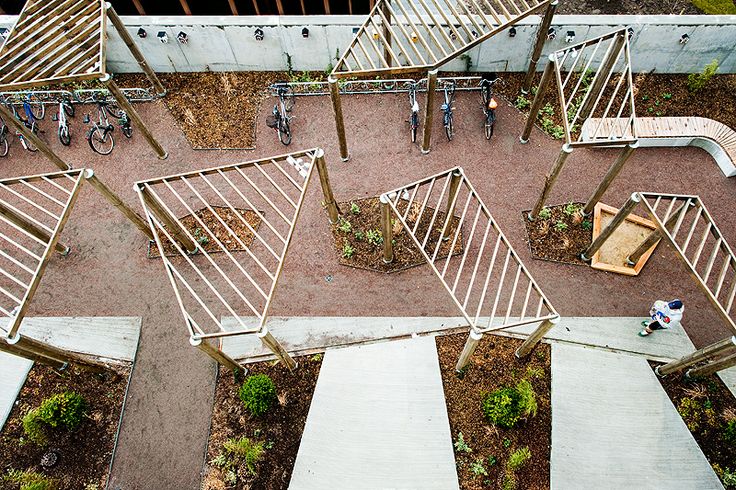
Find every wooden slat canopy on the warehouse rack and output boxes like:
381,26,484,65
331,0,553,79
0,0,106,91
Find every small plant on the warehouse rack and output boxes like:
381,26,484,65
454,431,472,453
365,229,384,246
4,469,57,490
350,202,361,215
642,94,649,101
582,220,592,231
193,228,209,246
692,0,736,14
284,52,294,76
541,102,555,116
502,438,512,448
223,436,265,476
506,447,532,472
22,391,87,445
337,217,352,233
488,455,497,467
353,230,365,241
688,59,719,93
723,419,736,444
482,379,537,428
310,353,323,362
239,374,276,417
724,467,736,487
342,241,355,259
563,201,579,216
526,365,544,379
470,459,488,477
514,95,531,110
554,220,568,231
538,207,551,220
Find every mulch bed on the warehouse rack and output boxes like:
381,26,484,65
653,363,736,485
202,355,322,490
0,365,130,490
330,197,464,273
522,202,592,266
436,334,551,490
557,0,701,14
149,206,261,258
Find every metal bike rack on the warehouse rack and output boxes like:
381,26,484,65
0,87,156,106
268,76,485,97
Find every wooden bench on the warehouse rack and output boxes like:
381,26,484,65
581,117,736,177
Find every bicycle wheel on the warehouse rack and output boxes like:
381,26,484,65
485,112,495,140
24,136,38,152
278,118,292,146
445,112,453,141
27,96,45,120
282,93,295,113
411,113,418,143
88,127,114,155
106,103,124,119
58,125,71,146
63,101,75,118
481,84,490,106
0,134,8,157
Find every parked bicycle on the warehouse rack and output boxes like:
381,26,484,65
51,95,74,146
407,81,420,143
0,117,9,157
18,93,45,121
480,74,502,140
441,80,456,141
266,83,293,145
6,99,40,152
85,93,131,155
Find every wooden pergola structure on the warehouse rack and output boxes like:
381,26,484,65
136,148,339,371
522,28,640,219
0,0,168,163
0,168,150,371
583,191,736,378
328,0,559,158
379,167,559,370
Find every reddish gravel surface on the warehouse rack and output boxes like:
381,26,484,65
2,80,735,489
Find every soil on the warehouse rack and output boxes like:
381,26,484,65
148,206,261,258
436,334,551,490
653,364,736,485
0,365,130,490
330,197,464,273
522,202,592,266
202,355,322,490
556,0,702,14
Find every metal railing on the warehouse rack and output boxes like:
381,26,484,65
269,76,486,97
0,87,156,105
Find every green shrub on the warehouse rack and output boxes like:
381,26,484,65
554,220,568,231
365,229,383,246
22,392,87,445
688,59,719,93
239,374,276,417
482,380,537,428
453,431,472,453
582,220,593,231
724,467,736,487
223,436,265,476
341,241,355,259
506,447,532,472
337,217,352,233
563,202,579,216
541,103,555,116
353,230,364,241
723,419,736,444
350,202,360,215
470,459,488,476
692,0,736,14
3,469,58,490
514,95,531,110
538,207,551,220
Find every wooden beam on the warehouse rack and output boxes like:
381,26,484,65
530,143,573,218
323,0,331,15
132,0,146,15
328,77,349,161
84,170,154,240
275,0,285,15
581,192,641,261
421,69,438,154
179,0,192,15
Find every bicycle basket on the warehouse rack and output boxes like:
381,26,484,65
266,115,279,129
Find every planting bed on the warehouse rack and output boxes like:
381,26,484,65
522,202,592,266
149,206,261,258
329,197,464,273
654,364,736,486
437,334,551,490
0,365,129,489
202,355,322,490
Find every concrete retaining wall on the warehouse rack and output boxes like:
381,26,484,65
1,15,734,74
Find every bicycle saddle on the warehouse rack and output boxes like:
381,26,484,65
412,100,419,112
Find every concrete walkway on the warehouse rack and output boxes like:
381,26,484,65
289,336,458,489
0,351,32,431
551,343,722,489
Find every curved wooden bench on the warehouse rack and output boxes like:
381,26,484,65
581,117,736,177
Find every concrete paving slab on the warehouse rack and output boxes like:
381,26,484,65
551,343,722,490
0,351,32,431
289,336,459,490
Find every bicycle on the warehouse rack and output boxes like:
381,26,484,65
407,81,420,143
8,100,40,152
51,95,74,146
85,93,129,155
0,117,9,157
17,93,45,121
266,83,293,145
480,74,501,140
441,80,456,141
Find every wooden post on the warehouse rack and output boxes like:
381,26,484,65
84,170,154,240
687,351,736,379
0,201,69,255
179,0,192,14
421,69,438,154
443,170,462,240
530,144,573,219
581,192,640,261
258,327,297,371
657,336,736,376
516,316,560,358
582,142,638,216
6,332,107,372
102,76,168,160
190,336,241,371
229,0,240,15
314,149,339,223
0,335,68,370
131,0,146,15
520,54,556,143
380,194,394,263
107,4,166,96
328,76,349,162
577,32,627,123
323,0,331,15
137,184,198,253
275,0,285,15
381,0,392,67
521,0,558,94
456,329,482,372
627,200,694,266
0,103,70,171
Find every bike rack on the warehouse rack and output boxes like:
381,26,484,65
0,87,156,106
269,76,484,98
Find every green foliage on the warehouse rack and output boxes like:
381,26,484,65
22,392,87,445
482,380,537,428
470,459,488,477
563,202,579,216
223,436,265,476
350,202,361,215
354,230,365,241
284,52,293,76
453,432,472,453
459,54,473,72
692,0,736,14
239,374,276,417
688,59,719,93
526,365,544,379
554,220,568,231
501,473,517,490
582,220,593,231
540,117,564,139
723,419,736,444
365,229,384,246
342,240,355,259
310,353,323,362
193,228,209,246
488,455,497,467
541,103,555,116
337,217,352,233
514,95,531,110
538,207,551,220
502,438,512,448
3,469,57,490
724,468,736,487
506,447,532,472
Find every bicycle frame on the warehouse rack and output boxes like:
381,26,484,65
408,82,420,142
441,81,455,141
480,77,501,140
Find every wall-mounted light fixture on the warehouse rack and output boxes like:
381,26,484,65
471,30,478,38
371,28,379,40
137,27,147,38
547,27,556,41
177,31,188,44
410,31,418,42
254,28,264,41
157,31,168,43
680,33,689,45
0,28,9,40
565,30,575,43
449,30,457,41
302,27,309,38
509,26,516,38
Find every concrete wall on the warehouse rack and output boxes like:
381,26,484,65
1,15,734,74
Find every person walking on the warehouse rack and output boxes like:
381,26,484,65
639,299,684,336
